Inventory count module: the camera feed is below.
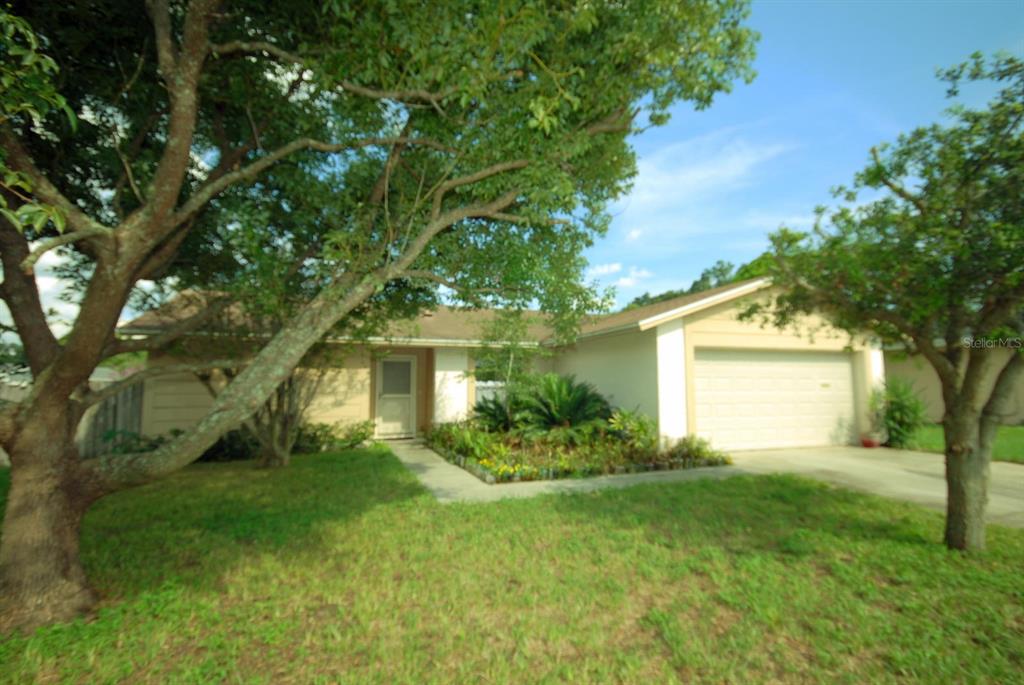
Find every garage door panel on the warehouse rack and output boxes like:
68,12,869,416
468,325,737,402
693,349,856,451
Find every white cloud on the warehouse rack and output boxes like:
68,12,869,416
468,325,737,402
625,228,643,242
615,266,653,288
587,262,622,277
621,131,795,213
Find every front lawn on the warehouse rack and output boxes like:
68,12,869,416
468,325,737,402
1,448,1022,683
911,423,1024,464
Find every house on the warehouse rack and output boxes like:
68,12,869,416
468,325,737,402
119,278,889,451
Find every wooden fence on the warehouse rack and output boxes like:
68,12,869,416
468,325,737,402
0,379,143,463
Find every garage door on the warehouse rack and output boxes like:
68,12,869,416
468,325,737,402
693,349,856,451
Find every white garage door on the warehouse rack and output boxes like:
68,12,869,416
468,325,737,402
693,349,856,451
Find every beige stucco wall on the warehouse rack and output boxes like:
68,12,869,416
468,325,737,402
551,328,659,417
885,350,1024,425
142,348,375,436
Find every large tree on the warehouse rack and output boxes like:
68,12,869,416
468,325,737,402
754,53,1023,552
0,1,756,629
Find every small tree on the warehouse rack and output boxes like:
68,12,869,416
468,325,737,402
755,53,1023,551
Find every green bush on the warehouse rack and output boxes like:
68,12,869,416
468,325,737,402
294,420,375,453
474,393,528,432
608,409,658,456
870,379,926,449
519,374,611,445
198,429,261,462
663,435,731,466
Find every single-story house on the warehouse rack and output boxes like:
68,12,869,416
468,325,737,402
121,278,892,451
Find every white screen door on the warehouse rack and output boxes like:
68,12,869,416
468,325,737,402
376,356,416,437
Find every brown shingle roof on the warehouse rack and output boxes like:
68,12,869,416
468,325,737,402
120,293,553,343
576,277,766,336
120,278,767,344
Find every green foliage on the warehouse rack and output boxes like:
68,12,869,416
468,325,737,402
607,408,658,454
294,420,375,453
0,341,25,366
196,430,261,463
473,393,528,433
870,380,927,449
752,53,1023,352
100,429,176,455
0,7,73,233
624,255,770,310
519,374,612,441
663,435,732,466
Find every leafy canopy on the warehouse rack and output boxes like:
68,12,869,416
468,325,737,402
753,53,1023,353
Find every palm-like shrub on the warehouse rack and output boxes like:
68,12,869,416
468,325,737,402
474,393,528,432
519,374,612,444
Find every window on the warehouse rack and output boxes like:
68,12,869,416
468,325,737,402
381,360,412,395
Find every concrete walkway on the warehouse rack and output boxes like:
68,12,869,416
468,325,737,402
386,440,1024,528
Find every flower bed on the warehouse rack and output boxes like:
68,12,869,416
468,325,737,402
426,374,731,485
424,421,731,485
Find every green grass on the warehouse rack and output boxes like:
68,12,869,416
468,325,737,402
1,447,1022,683
911,423,1024,464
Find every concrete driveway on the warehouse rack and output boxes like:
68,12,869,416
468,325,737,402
729,446,1024,528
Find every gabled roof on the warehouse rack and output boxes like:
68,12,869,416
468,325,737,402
576,277,769,338
119,278,771,347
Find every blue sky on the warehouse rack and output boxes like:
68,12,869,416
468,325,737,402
585,0,1024,306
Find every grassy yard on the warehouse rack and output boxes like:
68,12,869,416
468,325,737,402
911,423,1024,464
1,448,1022,684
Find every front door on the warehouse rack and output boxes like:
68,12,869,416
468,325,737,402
376,356,416,437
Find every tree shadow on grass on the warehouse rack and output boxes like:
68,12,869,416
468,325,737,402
3,446,427,604
548,473,942,559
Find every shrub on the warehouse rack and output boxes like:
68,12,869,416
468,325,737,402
101,429,175,454
608,409,658,456
519,374,611,444
292,420,375,453
198,429,261,462
474,393,529,432
664,435,731,466
870,379,926,449
333,420,376,450
425,421,497,461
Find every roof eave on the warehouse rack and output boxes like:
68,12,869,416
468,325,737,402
636,278,771,331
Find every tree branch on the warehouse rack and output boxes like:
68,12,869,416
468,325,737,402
431,160,529,220
20,225,113,273
0,128,115,240
104,295,230,357
870,147,927,215
0,218,59,374
173,135,452,226
83,359,240,408
145,0,177,78
209,40,304,66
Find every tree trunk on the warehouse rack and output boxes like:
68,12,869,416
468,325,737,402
942,414,991,552
0,424,99,631
256,442,290,468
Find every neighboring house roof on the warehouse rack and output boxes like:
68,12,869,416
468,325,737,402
119,278,770,347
